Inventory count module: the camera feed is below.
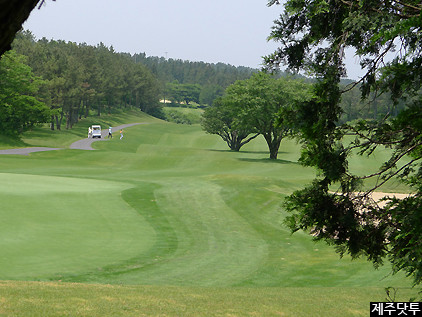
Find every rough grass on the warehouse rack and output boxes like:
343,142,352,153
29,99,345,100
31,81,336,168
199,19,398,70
0,109,417,316
0,281,419,317
162,106,204,124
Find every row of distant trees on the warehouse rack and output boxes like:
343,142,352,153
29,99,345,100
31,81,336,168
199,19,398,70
133,53,256,106
1,30,266,136
12,31,161,131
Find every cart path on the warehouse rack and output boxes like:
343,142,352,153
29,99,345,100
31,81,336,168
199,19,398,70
70,123,146,150
0,123,146,155
0,147,64,155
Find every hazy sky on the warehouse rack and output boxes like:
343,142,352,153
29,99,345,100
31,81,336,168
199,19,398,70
24,0,363,79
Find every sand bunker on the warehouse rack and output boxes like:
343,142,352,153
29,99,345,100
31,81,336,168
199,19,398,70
369,192,413,208
330,191,414,208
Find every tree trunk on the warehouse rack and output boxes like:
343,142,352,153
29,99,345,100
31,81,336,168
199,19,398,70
263,133,282,160
230,138,242,151
50,115,55,130
373,99,378,120
66,112,70,129
85,99,89,118
229,131,241,151
55,113,62,130
79,99,83,120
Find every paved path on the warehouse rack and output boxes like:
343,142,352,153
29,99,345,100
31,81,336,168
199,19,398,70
0,123,145,155
70,123,144,150
0,147,64,156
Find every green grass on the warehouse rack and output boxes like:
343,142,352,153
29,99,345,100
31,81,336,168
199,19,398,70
0,281,418,317
0,109,417,316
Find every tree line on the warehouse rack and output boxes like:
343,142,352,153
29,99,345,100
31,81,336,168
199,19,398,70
1,30,271,136
11,31,161,131
132,53,258,106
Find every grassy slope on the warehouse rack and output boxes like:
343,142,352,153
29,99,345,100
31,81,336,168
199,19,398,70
0,110,418,316
162,106,204,124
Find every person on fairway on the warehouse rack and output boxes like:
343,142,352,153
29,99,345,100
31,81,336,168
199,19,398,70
88,127,92,138
108,127,112,138
120,128,123,139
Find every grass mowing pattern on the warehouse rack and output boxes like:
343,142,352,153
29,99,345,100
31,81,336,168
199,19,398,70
0,173,155,281
0,111,417,315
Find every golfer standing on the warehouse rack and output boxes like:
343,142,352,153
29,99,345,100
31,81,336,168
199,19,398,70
120,129,123,139
108,127,113,138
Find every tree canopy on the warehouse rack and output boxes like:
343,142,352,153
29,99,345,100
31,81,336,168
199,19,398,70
266,0,422,285
229,72,312,159
11,32,162,129
202,72,312,157
201,96,259,151
0,50,50,135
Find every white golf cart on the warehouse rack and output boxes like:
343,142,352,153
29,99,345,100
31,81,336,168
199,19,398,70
91,125,102,138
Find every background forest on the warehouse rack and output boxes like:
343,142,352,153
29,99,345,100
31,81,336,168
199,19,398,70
5,31,257,133
1,30,403,136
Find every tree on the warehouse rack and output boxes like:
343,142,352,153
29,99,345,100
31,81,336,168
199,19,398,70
166,82,201,105
199,84,224,107
229,72,312,159
0,50,50,136
266,0,422,285
201,97,259,151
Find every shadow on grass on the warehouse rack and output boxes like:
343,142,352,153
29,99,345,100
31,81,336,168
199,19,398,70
0,135,28,148
241,150,288,155
24,127,85,138
238,157,299,165
207,149,271,155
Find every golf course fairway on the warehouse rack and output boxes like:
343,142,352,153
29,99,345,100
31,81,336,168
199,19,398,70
0,111,418,316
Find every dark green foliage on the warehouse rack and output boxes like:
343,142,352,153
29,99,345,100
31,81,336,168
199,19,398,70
133,53,256,88
133,54,258,107
199,84,224,106
0,50,50,136
166,82,201,105
267,0,422,285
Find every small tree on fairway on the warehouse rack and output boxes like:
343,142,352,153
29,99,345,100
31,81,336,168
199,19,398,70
201,97,259,151
228,72,312,159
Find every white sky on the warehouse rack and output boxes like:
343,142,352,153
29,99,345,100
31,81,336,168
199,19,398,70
24,0,364,79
